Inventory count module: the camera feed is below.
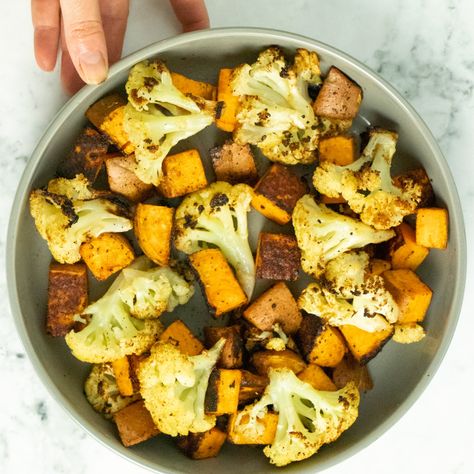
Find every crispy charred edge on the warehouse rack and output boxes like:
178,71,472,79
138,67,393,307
215,101,225,120
188,255,218,318
41,190,78,226
394,168,434,208
204,325,244,368
358,327,394,365
99,194,134,220
204,368,220,413
176,432,205,458
238,370,268,404
295,312,326,361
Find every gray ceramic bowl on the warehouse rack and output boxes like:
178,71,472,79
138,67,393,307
7,28,466,473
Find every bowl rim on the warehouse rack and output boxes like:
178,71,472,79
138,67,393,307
7,26,467,473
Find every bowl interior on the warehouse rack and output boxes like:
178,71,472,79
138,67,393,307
8,29,465,474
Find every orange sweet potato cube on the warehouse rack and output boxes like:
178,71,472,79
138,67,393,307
318,135,357,166
177,427,227,459
159,320,204,356
367,259,392,276
159,149,208,198
189,249,247,317
255,233,301,281
113,400,159,447
111,357,136,397
205,369,242,415
79,233,135,280
238,370,268,404
416,207,449,249
215,68,239,132
389,222,429,270
298,364,337,391
332,354,374,391
47,262,88,337
171,72,217,100
383,269,433,323
252,164,308,225
243,282,302,334
251,349,306,376
228,410,278,445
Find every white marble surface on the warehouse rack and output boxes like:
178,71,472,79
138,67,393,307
1,0,474,472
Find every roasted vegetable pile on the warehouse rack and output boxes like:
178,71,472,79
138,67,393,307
30,48,448,467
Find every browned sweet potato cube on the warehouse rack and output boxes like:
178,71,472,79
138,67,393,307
159,149,208,198
228,410,278,445
105,154,153,202
243,282,302,334
205,369,242,415
112,357,135,396
47,262,88,336
159,320,204,356
298,364,337,391
113,400,160,447
189,249,247,317
57,127,108,182
204,325,243,368
318,135,357,166
177,427,227,460
251,349,306,376
389,222,429,271
79,233,135,280
252,164,308,225
238,370,268,404
134,204,174,267
86,93,134,154
332,354,374,391
210,140,258,185
313,67,362,120
171,72,217,100
215,68,238,132
297,314,346,367
255,233,301,281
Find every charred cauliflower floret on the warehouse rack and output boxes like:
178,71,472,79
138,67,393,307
29,175,133,264
124,59,215,185
235,368,359,466
65,257,180,363
292,195,394,276
174,182,255,298
138,339,225,436
231,47,348,165
313,128,425,229
299,251,399,332
84,363,140,418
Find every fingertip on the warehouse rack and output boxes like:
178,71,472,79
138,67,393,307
34,28,59,71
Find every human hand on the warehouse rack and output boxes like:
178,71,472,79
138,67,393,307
32,0,209,94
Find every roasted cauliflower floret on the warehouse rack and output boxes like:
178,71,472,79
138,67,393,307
292,195,394,276
29,175,132,264
313,128,425,229
231,47,347,165
138,339,225,436
84,363,140,418
174,182,255,298
124,59,215,185
235,368,359,466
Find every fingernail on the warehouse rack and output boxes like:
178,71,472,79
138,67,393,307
78,51,107,84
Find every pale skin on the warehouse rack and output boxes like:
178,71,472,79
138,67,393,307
31,0,209,94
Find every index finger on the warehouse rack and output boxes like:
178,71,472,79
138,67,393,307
169,0,209,32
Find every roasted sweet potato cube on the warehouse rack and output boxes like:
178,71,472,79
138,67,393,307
394,168,434,208
389,222,429,270
177,427,227,460
320,194,346,204
79,233,135,280
318,135,357,166
252,164,308,225
332,354,374,391
189,249,247,317
297,314,346,367
159,320,204,356
416,208,449,249
134,204,174,267
255,233,301,281
47,262,88,336
204,325,243,368
105,154,153,202
86,93,134,154
111,357,135,396
228,410,278,444
367,258,392,276
298,364,337,391
243,282,302,334
159,149,208,198
382,269,433,323
205,369,242,415
113,400,159,447
57,127,108,182
171,72,217,100
251,349,306,376
215,68,238,132
339,324,393,365
238,370,268,404
210,140,258,185
313,66,362,120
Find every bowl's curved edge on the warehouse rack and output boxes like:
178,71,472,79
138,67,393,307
7,27,467,474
